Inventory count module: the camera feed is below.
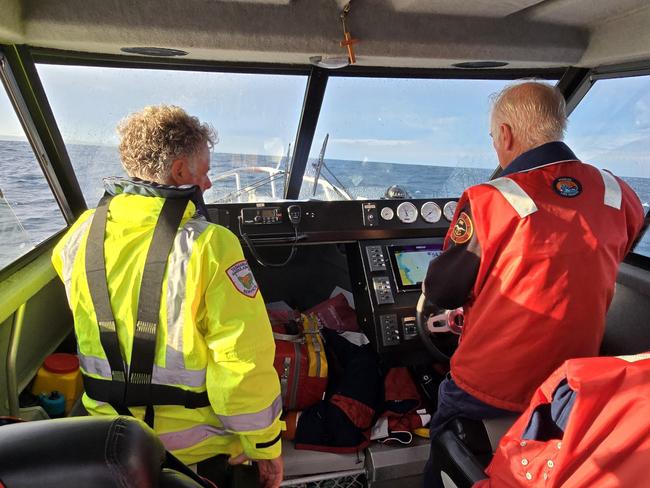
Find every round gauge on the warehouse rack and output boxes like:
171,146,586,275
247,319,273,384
396,202,418,224
380,206,394,221
443,201,458,221
420,201,442,223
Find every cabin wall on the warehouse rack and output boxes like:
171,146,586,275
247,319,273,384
0,275,73,416
247,243,352,311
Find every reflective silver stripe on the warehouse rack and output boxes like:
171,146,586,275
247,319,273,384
598,169,622,210
60,218,92,301
486,177,538,218
217,394,282,432
76,215,211,390
159,424,229,451
165,217,211,370
79,353,206,387
152,365,206,388
79,353,112,378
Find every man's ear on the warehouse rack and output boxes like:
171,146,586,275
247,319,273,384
169,157,189,186
499,123,514,151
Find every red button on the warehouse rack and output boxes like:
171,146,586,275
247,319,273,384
43,353,79,374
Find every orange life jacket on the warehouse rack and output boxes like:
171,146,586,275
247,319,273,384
474,353,650,487
449,160,644,412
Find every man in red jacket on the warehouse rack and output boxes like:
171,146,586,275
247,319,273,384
422,81,645,487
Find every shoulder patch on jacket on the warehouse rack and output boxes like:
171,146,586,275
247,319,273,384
451,212,473,245
553,176,582,198
226,260,259,298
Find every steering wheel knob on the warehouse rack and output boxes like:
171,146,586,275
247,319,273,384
416,293,458,363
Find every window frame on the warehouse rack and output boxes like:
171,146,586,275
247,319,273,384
0,47,75,275
4,44,648,271
29,47,565,202
564,62,650,267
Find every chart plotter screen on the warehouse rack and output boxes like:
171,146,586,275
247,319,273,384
389,244,443,291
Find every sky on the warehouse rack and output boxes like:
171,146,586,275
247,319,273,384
1,64,650,178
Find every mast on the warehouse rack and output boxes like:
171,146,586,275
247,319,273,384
312,134,329,197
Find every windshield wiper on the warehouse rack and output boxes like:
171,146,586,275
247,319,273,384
311,134,352,200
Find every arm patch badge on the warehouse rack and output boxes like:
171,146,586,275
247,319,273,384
451,212,474,245
553,177,582,198
226,260,259,298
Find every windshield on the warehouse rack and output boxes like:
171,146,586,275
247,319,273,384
299,77,525,200
566,74,650,258
0,73,66,270
37,64,307,206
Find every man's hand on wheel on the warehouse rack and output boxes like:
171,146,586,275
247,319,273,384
229,453,284,488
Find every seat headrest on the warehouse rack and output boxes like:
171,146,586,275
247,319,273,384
0,416,165,487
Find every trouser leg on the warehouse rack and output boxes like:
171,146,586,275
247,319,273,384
423,375,518,487
197,455,261,488
197,455,231,488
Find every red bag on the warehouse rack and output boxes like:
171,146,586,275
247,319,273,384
267,308,299,328
306,293,359,332
382,367,426,433
273,314,328,411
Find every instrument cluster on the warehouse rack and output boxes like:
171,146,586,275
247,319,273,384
382,200,457,224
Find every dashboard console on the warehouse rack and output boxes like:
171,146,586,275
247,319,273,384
208,198,456,243
349,237,444,365
208,199,457,365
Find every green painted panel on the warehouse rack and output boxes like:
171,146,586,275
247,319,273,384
14,279,73,394
0,252,56,325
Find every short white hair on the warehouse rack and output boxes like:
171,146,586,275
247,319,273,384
490,81,567,149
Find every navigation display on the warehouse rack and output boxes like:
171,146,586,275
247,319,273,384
388,244,443,291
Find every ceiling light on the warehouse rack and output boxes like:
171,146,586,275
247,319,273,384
309,55,350,69
120,47,189,57
452,61,509,69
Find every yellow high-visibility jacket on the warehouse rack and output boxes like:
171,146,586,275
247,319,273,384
52,182,281,465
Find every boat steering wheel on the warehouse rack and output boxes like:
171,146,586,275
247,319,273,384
416,293,460,363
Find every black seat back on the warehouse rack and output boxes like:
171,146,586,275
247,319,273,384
0,416,202,488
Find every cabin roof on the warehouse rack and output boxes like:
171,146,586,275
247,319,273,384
1,0,650,69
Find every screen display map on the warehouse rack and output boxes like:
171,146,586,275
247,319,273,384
391,244,443,290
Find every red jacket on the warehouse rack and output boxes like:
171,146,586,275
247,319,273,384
475,353,650,487
450,160,644,411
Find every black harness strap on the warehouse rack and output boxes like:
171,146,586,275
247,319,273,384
84,195,207,427
83,376,210,408
85,194,127,406
127,198,188,408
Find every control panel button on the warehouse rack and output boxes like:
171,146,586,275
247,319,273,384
366,245,387,272
362,203,379,227
402,316,418,339
373,276,395,304
379,314,400,346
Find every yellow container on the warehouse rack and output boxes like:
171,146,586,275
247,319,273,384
31,353,83,414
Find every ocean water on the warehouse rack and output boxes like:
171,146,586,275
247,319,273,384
1,139,649,269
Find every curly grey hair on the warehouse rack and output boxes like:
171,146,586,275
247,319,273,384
117,105,216,182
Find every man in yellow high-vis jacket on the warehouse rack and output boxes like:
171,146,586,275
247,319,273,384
52,105,282,487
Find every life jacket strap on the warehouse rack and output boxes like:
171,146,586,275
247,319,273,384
82,375,211,409
84,194,192,425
